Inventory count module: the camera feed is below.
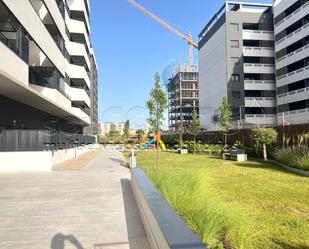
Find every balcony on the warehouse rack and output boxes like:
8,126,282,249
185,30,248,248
277,65,309,87
278,108,309,125
70,87,90,108
0,40,28,86
276,23,309,51
244,63,275,74
277,87,309,105
243,47,274,57
245,97,276,108
243,30,274,41
244,80,276,91
275,1,309,33
244,114,277,125
66,15,91,52
276,44,309,69
67,41,90,70
67,0,90,33
66,61,91,89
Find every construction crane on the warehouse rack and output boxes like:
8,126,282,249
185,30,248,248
128,0,198,65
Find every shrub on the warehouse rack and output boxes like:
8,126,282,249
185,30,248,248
273,146,309,171
252,128,278,161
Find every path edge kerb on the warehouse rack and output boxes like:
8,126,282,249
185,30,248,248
130,167,206,249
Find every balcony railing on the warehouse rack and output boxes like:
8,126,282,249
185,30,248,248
277,65,309,80
29,67,71,100
278,87,309,98
0,30,29,63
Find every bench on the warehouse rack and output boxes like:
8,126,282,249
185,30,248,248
223,149,247,162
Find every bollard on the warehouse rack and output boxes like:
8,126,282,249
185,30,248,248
129,150,136,168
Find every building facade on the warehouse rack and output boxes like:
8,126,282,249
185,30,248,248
198,2,277,131
168,65,199,131
274,0,309,125
0,0,98,138
99,122,125,136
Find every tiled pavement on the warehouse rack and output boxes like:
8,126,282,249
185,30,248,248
0,150,150,249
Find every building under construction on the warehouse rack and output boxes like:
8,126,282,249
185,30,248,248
168,65,199,131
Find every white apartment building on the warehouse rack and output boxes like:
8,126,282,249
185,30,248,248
0,0,98,150
274,0,309,125
198,2,277,131
99,122,126,136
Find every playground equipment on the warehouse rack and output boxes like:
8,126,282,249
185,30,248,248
139,134,166,151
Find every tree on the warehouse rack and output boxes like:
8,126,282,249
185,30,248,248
146,73,168,168
108,130,120,138
178,114,184,148
190,108,201,154
146,73,168,134
218,96,232,146
136,129,145,144
123,120,130,140
252,128,278,161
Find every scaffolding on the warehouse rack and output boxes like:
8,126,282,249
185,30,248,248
168,64,199,131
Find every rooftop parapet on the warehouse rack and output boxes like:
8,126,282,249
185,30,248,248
198,1,273,40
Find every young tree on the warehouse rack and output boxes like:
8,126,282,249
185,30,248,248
146,73,168,168
136,129,145,144
218,96,232,146
123,120,130,140
178,114,184,149
252,128,278,161
190,108,201,154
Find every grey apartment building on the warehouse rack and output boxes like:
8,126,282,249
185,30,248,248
198,2,277,131
168,65,199,131
274,0,309,125
0,0,98,143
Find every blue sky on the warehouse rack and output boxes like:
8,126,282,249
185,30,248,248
90,0,272,128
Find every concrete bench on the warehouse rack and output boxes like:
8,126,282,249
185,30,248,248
223,149,247,162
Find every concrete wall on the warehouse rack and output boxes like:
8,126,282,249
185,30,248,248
0,145,97,171
131,168,205,249
199,22,227,130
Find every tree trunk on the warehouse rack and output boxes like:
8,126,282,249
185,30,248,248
224,133,228,146
263,143,267,161
193,136,196,154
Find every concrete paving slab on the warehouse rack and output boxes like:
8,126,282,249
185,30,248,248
0,150,150,249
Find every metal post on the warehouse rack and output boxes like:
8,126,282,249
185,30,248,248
129,150,136,168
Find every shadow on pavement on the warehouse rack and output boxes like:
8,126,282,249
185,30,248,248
120,178,150,249
110,157,128,168
50,233,84,249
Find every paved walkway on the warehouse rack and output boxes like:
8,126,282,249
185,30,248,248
0,150,150,249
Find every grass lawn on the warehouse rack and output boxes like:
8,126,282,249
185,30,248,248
134,151,309,249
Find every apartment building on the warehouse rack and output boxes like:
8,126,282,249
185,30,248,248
99,122,125,136
168,64,199,131
274,0,309,125
0,0,98,142
198,2,277,131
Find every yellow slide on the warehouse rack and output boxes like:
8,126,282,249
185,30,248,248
159,140,166,151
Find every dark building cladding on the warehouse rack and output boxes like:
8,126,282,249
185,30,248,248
0,95,83,133
84,53,99,135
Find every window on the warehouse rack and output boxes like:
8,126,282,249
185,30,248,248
232,91,241,99
230,23,239,32
231,57,240,65
243,23,260,30
231,74,240,82
231,40,239,48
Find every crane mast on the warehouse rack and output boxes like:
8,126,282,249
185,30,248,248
128,0,198,65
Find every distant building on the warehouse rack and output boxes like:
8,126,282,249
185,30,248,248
198,2,276,130
168,65,199,131
99,122,125,136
